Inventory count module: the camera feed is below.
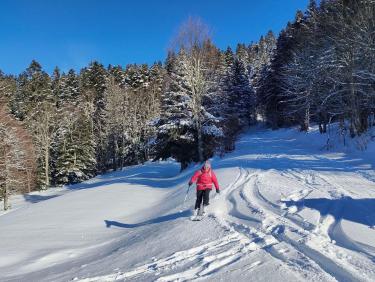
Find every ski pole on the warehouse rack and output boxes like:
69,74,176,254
183,185,191,203
180,185,191,212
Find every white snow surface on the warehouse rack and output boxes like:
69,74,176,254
1,125,375,282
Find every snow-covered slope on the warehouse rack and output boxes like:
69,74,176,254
1,126,375,282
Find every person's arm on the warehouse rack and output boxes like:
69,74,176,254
211,171,220,191
189,170,200,186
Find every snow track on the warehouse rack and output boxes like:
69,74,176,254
212,168,358,282
1,126,375,281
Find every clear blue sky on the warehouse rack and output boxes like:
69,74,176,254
0,0,310,74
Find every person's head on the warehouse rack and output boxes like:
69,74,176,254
203,160,211,170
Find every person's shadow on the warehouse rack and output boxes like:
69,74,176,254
105,210,191,229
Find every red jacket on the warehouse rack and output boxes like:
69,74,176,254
190,167,219,191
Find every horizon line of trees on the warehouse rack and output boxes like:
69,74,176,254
1,0,374,210
0,18,275,209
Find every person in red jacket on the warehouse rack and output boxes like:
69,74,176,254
189,160,220,216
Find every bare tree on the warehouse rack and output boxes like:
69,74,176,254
27,100,58,188
0,99,37,210
105,68,163,169
321,0,375,136
105,76,128,170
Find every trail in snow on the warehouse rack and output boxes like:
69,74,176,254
209,168,355,282
1,126,375,282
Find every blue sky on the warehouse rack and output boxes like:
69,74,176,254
0,0,310,74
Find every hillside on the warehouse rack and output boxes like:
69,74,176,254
1,125,375,282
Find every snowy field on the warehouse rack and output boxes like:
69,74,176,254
1,125,375,282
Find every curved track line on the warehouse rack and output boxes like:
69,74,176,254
229,169,363,282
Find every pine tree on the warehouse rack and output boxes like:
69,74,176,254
81,61,108,171
219,56,255,151
236,43,249,72
249,31,277,88
257,12,304,129
54,104,96,185
155,49,197,169
51,67,61,104
17,61,58,188
230,59,255,126
156,44,223,169
59,69,80,103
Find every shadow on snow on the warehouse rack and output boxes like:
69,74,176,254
71,132,374,191
23,194,59,203
282,196,375,227
66,162,193,190
104,210,192,229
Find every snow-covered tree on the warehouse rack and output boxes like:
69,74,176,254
59,69,80,103
0,99,37,209
13,61,58,188
54,103,96,185
155,49,198,168
257,11,305,129
155,18,223,168
80,61,108,172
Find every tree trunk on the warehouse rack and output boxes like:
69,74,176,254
114,138,118,171
3,185,8,210
27,170,31,193
323,123,327,133
319,123,323,134
120,134,125,169
339,118,346,146
359,111,368,135
44,142,50,187
0,144,8,210
348,51,360,137
301,104,310,132
195,119,203,162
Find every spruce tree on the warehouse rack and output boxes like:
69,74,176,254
155,49,197,169
20,61,58,188
80,61,108,172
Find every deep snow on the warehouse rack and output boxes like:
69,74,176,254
0,125,375,282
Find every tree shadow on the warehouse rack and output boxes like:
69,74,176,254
104,210,192,229
67,151,373,192
282,197,375,227
68,162,195,191
63,130,374,192
215,129,374,174
23,194,59,203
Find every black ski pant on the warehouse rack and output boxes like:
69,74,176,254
195,189,211,210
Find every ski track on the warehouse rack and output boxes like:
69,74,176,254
284,169,375,260
78,164,375,282
6,129,375,282
258,170,375,281
222,169,355,282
